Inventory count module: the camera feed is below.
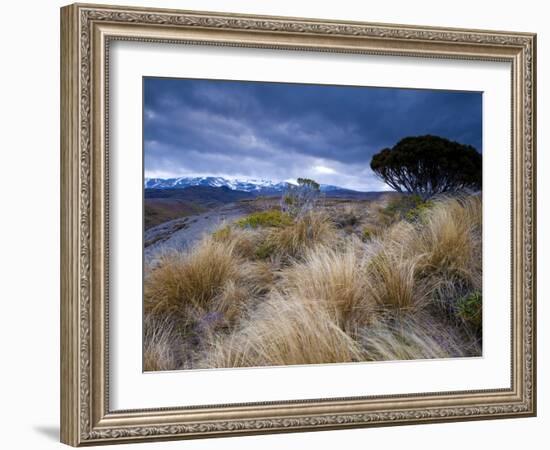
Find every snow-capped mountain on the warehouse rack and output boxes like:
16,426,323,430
144,176,289,193
144,176,354,194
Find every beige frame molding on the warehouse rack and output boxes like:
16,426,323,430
60,3,537,446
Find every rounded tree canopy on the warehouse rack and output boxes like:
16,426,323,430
370,135,482,199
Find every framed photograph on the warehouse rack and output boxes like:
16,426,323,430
60,3,537,446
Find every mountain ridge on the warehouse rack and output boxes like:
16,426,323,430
144,176,364,194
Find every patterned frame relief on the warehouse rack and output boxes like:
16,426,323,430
61,3,536,446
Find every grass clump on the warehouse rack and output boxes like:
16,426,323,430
144,239,239,316
280,244,373,329
359,313,472,361
198,295,366,368
364,244,427,311
237,209,292,229
333,204,364,228
143,314,180,371
268,211,337,259
211,224,267,259
414,195,482,306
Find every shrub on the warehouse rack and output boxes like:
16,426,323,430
236,210,292,229
371,135,482,199
456,291,482,329
280,178,321,216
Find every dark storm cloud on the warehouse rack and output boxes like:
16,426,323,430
144,77,482,191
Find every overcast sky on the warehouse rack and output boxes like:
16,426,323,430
144,77,482,192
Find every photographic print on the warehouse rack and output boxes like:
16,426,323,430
142,78,483,372
61,5,536,444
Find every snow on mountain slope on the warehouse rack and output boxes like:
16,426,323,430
144,176,358,194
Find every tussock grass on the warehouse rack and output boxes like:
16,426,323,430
332,204,365,228
416,196,481,281
211,225,268,260
364,244,428,311
198,294,366,368
268,211,337,259
413,195,482,313
145,194,483,370
144,237,272,319
359,313,474,361
143,314,180,371
280,243,373,328
144,238,240,316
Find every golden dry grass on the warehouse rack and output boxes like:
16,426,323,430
359,313,473,361
143,314,180,371
363,244,428,311
279,243,373,329
144,238,240,316
267,210,338,259
145,194,483,370
211,225,266,259
198,293,366,368
415,196,482,284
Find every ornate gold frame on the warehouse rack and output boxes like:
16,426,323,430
60,3,536,446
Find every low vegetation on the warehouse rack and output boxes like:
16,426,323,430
144,192,482,371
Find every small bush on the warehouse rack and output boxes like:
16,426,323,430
456,291,482,329
280,178,321,216
237,210,292,229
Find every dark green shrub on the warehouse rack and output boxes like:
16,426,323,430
371,135,482,199
456,291,482,329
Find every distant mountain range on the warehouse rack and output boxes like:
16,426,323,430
144,176,364,196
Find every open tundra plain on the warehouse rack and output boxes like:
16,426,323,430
143,186,482,371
